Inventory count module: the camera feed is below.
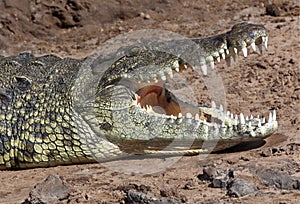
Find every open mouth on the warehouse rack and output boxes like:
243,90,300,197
124,32,276,131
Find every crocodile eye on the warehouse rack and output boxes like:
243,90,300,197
14,76,32,91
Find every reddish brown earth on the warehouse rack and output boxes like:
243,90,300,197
0,0,299,203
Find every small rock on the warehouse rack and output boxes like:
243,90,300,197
198,167,217,181
126,190,180,204
26,174,69,204
265,4,281,16
227,178,257,197
257,169,299,190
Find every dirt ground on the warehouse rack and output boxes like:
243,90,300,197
0,0,299,203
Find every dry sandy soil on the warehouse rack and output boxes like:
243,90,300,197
0,0,299,203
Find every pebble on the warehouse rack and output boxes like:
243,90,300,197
26,174,69,204
227,178,257,197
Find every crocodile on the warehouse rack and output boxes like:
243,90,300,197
0,22,278,169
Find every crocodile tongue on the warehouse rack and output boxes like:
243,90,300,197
134,81,213,122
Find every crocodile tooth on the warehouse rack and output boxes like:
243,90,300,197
250,115,253,119
183,64,188,69
250,42,256,52
206,55,214,63
210,61,215,69
167,71,173,78
200,64,207,75
221,121,226,127
257,115,260,119
216,56,221,62
268,111,272,123
219,104,223,112
273,110,276,121
226,111,230,116
231,113,234,119
258,119,261,127
186,112,192,119
225,49,229,55
219,49,226,59
169,115,175,123
233,47,238,54
175,67,180,72
195,113,200,121
234,115,238,125
262,36,268,50
246,116,249,121
242,47,248,57
161,75,167,81
154,78,158,83
178,112,183,118
211,101,216,109
262,117,266,124
240,113,245,125
248,121,252,128
172,60,179,69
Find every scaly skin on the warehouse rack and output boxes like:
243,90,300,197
0,22,277,169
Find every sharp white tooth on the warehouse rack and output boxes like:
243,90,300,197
200,64,207,75
225,49,229,55
219,104,223,112
242,47,248,57
234,115,238,125
212,101,216,109
227,111,230,116
273,110,276,121
195,113,200,121
183,64,188,69
147,80,151,83
263,36,268,50
219,49,225,59
268,112,272,123
258,44,263,54
231,113,234,119
250,115,253,119
210,61,215,69
154,78,158,83
258,119,261,127
262,117,266,124
161,75,167,81
206,55,214,62
172,60,179,68
168,71,173,78
178,113,183,118
246,116,249,121
221,121,225,127
250,42,256,52
233,47,238,54
257,115,260,119
175,67,180,72
248,121,252,128
186,112,192,119
169,115,175,123
217,56,221,62
240,113,245,125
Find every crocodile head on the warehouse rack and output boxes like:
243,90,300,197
94,22,278,155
